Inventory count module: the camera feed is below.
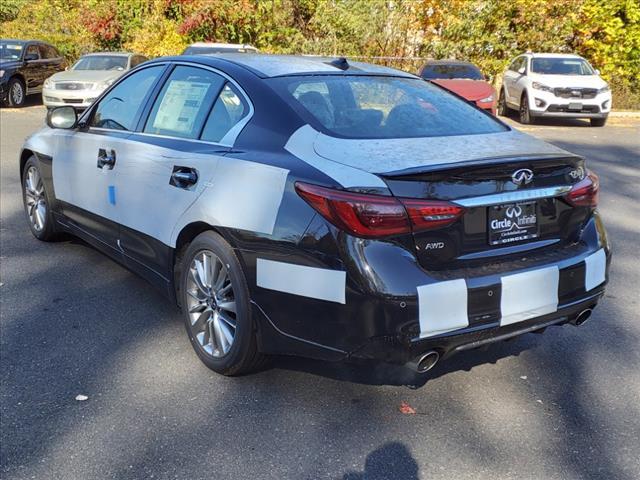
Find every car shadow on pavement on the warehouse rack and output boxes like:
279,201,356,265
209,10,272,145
342,442,419,480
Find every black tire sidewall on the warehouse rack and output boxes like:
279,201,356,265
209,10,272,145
520,94,531,124
8,78,25,107
22,157,56,240
179,231,255,375
498,88,507,116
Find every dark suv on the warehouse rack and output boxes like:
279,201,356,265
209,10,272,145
0,39,65,107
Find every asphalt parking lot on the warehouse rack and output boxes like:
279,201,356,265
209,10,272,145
1,103,639,480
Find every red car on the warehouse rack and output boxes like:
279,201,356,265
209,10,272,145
418,60,496,114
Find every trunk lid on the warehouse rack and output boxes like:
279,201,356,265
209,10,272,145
310,127,590,270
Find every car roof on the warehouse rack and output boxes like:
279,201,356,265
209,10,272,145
79,52,134,57
423,60,478,66
170,54,417,78
188,42,257,49
524,53,583,59
1,39,53,46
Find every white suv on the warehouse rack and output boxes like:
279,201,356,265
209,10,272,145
498,53,612,126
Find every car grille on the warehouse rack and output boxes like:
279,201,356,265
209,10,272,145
62,98,84,104
547,104,600,113
55,82,94,90
553,88,598,99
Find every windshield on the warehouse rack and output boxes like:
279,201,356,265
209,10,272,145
0,42,24,60
421,64,484,80
271,75,506,139
73,55,128,71
531,58,595,75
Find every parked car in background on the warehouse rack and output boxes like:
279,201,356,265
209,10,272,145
182,42,259,55
418,60,496,114
22,55,609,377
0,39,65,107
42,52,148,111
499,53,611,126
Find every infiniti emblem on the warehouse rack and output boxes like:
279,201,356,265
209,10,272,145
506,206,522,218
511,168,534,186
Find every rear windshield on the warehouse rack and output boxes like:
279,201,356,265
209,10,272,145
270,75,506,139
531,58,595,75
420,64,483,80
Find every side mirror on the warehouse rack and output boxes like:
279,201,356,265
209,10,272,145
517,67,526,75
24,53,39,62
47,106,77,129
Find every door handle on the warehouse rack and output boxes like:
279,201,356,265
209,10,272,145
170,167,198,189
97,148,116,170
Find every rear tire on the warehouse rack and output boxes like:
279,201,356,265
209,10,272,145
590,117,607,127
21,157,57,241
497,88,511,116
519,93,534,124
179,231,265,375
7,77,26,107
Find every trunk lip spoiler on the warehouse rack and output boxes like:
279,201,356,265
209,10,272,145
453,185,573,208
379,153,582,177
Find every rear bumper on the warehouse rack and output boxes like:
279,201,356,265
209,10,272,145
253,213,611,366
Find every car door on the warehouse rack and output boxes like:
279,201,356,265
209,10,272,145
114,65,250,279
502,57,519,104
39,44,64,79
52,64,167,251
21,43,43,94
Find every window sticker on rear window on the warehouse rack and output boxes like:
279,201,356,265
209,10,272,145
152,80,209,134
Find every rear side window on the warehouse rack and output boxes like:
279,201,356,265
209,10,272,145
200,83,250,143
91,65,164,131
25,45,40,59
271,76,507,139
144,66,225,139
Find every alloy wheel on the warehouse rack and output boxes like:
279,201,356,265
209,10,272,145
11,82,24,105
186,250,237,358
24,166,46,231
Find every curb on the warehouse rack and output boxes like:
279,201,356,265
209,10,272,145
609,110,640,118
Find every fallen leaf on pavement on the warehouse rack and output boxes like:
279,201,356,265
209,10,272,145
399,401,416,414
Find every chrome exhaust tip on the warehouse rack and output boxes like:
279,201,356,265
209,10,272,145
574,308,593,326
409,351,440,374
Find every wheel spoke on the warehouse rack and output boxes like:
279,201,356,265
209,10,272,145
188,301,207,314
208,318,219,353
218,311,236,330
191,308,211,329
218,282,232,297
212,314,229,354
214,265,228,291
190,265,209,296
217,300,236,314
217,317,234,351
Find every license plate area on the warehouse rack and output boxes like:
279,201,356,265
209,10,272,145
568,102,583,111
488,202,539,246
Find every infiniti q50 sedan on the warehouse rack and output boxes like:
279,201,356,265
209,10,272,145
20,54,610,376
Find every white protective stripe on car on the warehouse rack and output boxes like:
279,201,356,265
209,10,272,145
312,128,569,175
23,128,59,158
500,266,560,326
584,248,606,291
256,258,346,304
171,160,289,245
417,279,469,338
284,125,388,189
51,130,288,247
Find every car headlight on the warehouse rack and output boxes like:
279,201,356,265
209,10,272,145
598,85,610,94
532,82,553,93
93,78,116,90
44,78,53,88
479,94,494,103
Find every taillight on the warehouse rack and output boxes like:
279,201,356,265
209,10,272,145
295,182,465,238
565,170,599,207
402,199,465,230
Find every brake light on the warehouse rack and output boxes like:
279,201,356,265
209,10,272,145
295,182,465,238
402,199,465,230
565,170,599,207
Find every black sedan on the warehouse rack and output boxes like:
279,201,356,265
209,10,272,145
1,39,65,107
19,54,610,376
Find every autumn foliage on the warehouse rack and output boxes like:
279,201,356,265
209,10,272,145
1,0,638,107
